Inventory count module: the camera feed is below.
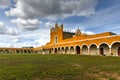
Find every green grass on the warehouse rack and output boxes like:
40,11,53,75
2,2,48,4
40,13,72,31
0,54,120,80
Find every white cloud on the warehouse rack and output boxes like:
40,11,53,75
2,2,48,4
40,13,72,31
6,28,18,35
34,37,49,46
5,1,26,17
9,28,50,48
45,22,53,27
10,37,49,48
12,38,20,43
82,31,94,35
71,28,94,35
11,18,41,31
71,29,76,33
0,21,6,34
0,21,4,26
0,21,18,35
0,43,12,48
0,0,99,48
21,29,50,47
5,0,97,20
0,0,11,8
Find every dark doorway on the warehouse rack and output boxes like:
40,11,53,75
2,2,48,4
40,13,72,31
76,46,80,54
100,48,104,55
24,50,27,53
118,47,120,56
54,48,57,54
65,47,69,54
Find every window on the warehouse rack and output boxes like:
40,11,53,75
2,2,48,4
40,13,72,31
54,36,58,44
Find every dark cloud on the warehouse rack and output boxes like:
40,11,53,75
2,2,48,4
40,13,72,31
6,0,97,20
11,18,41,31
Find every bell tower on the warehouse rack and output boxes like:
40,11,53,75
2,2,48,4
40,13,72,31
75,28,82,36
50,23,63,44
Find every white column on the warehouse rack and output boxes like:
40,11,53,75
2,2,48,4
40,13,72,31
88,47,90,55
67,48,70,54
97,48,100,55
109,48,112,56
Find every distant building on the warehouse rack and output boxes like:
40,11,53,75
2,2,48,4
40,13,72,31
0,47,34,54
34,23,120,56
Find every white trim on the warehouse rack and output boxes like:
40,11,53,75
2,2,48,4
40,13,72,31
58,47,61,50
111,41,120,47
75,45,80,47
111,41,120,56
98,42,110,48
70,46,74,50
89,43,98,48
61,47,65,50
81,44,89,49
65,46,69,50
75,45,81,49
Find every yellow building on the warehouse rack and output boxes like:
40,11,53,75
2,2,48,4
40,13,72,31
0,23,120,56
34,23,120,56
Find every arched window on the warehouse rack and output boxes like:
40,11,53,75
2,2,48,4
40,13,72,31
54,36,58,44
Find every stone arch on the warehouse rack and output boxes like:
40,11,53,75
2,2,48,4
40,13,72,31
81,44,89,48
44,49,47,54
82,45,88,55
20,50,23,53
51,48,54,53
70,46,75,54
98,42,110,48
111,41,120,56
61,47,65,54
89,43,98,48
58,47,61,54
65,47,69,54
89,44,98,55
42,49,45,54
99,43,109,56
16,50,18,53
76,46,80,54
49,48,52,54
24,50,27,53
5,50,9,54
28,50,31,53
54,48,57,54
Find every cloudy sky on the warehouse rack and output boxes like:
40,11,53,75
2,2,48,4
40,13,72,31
0,0,120,48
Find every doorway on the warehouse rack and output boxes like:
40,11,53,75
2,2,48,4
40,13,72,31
118,47,120,56
54,48,57,54
76,46,80,54
100,48,104,55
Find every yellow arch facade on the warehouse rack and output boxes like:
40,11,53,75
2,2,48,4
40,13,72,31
34,24,120,56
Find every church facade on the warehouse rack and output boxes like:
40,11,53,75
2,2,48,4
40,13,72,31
34,24,120,56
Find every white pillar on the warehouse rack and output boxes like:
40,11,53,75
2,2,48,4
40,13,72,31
109,48,112,56
88,47,90,55
67,49,70,54
80,48,82,55
97,48,100,55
